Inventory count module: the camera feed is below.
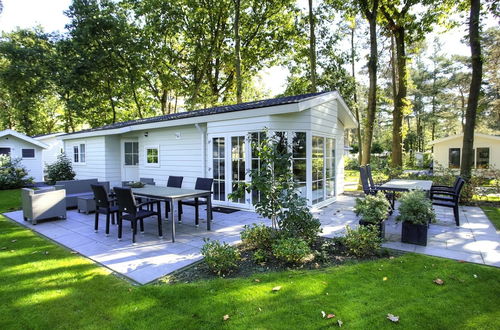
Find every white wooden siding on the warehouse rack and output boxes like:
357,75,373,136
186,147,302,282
0,135,44,181
64,136,108,182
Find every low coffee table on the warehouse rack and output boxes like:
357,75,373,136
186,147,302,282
77,195,96,214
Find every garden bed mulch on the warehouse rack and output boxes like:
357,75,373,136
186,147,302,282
157,237,390,285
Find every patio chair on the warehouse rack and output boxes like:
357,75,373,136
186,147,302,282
91,184,119,236
360,165,395,210
114,187,162,244
164,176,184,218
178,178,213,226
430,176,462,199
431,177,465,226
22,187,66,225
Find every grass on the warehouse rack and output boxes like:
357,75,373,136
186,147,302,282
344,170,388,191
1,190,500,329
481,206,500,232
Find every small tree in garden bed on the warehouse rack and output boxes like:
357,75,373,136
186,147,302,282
230,130,321,242
45,153,75,184
0,155,34,189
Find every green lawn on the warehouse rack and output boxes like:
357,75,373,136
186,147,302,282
1,190,500,329
482,206,500,232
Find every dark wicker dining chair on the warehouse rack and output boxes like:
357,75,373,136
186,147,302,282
431,177,465,226
114,187,162,244
177,178,213,226
164,176,184,218
91,184,119,236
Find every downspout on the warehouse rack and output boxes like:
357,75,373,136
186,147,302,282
195,123,207,177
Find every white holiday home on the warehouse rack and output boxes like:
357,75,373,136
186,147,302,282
0,129,48,182
59,91,357,209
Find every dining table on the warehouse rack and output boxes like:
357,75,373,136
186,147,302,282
378,179,434,210
131,185,212,242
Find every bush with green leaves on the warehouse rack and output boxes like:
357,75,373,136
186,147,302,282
396,190,436,225
45,153,75,184
252,249,269,263
200,239,240,276
0,155,34,189
354,191,391,224
272,237,312,264
343,225,382,258
344,156,359,170
240,224,274,250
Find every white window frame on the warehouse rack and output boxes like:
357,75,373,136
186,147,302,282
145,145,160,167
123,141,139,167
21,148,36,159
72,143,86,165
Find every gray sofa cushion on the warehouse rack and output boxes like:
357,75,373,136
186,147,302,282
56,179,98,194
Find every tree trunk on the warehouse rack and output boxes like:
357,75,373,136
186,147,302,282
234,0,242,103
161,89,168,115
351,24,363,166
391,28,407,168
308,0,317,93
360,3,378,167
461,0,483,179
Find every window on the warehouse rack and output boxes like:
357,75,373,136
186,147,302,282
0,147,11,156
22,148,35,158
124,142,139,166
213,137,226,201
250,132,265,204
73,143,86,164
449,148,460,169
292,132,307,197
476,148,490,169
325,138,335,198
231,136,246,203
312,136,325,204
146,147,159,165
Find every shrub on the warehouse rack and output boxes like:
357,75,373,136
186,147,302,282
252,249,269,263
354,191,391,224
344,156,359,170
272,237,312,264
396,190,436,225
241,224,274,250
0,155,34,189
200,239,240,276
45,153,75,184
344,225,382,258
279,190,322,244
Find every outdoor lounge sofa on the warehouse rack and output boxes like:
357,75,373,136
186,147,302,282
55,179,109,208
22,186,66,225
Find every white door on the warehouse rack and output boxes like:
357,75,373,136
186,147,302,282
208,134,250,208
122,140,139,182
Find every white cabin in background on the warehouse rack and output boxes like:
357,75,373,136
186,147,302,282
33,133,65,168
0,129,48,182
59,91,357,209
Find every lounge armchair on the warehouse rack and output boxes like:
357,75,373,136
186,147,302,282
22,187,66,225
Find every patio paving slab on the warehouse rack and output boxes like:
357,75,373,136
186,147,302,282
3,194,499,284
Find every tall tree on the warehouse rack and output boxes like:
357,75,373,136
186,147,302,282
460,0,483,179
233,0,242,103
308,0,317,92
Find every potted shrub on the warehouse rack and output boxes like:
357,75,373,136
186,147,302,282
354,191,391,239
396,190,436,246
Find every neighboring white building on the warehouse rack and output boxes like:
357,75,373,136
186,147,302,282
33,133,65,167
430,133,500,170
0,129,48,182
59,91,357,209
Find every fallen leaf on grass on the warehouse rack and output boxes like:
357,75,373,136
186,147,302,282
11,239,17,243
337,320,343,327
383,277,388,281
258,307,262,312
327,314,335,319
433,278,444,285
387,313,399,322
254,279,260,282
1,247,7,250
223,314,230,321
71,251,78,254
321,311,326,318
322,281,327,285
272,286,282,292
44,251,49,255
473,274,478,278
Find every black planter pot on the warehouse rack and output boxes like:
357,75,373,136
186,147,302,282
358,219,385,239
401,222,428,246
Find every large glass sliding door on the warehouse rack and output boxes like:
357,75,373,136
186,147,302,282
231,136,246,204
212,137,225,201
325,138,336,198
312,136,325,204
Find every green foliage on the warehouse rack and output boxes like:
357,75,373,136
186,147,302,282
343,225,382,258
240,224,274,251
45,153,75,184
397,190,436,225
200,239,240,276
0,155,33,189
354,192,391,224
272,237,312,264
344,156,359,170
252,249,269,263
